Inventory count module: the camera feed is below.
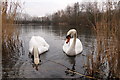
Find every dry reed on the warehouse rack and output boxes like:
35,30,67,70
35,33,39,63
85,1,120,79
2,0,22,72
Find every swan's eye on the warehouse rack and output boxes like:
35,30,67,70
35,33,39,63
66,35,71,39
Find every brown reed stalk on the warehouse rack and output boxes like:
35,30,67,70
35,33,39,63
85,0,120,78
2,0,22,71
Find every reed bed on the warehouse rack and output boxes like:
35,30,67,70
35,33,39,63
85,1,120,79
2,0,22,70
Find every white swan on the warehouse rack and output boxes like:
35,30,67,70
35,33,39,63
63,29,83,56
29,36,49,65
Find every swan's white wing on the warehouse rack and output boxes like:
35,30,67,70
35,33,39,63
29,36,49,54
38,46,49,54
34,36,49,54
34,36,49,48
29,37,36,53
75,38,83,54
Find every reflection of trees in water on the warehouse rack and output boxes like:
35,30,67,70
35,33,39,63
50,25,93,39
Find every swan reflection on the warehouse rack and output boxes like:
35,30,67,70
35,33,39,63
65,56,76,76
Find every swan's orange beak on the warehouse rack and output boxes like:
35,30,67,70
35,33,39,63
66,37,70,44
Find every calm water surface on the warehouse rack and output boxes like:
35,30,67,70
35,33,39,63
2,25,96,78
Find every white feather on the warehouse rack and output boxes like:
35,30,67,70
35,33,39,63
63,38,83,55
63,29,83,56
29,36,49,55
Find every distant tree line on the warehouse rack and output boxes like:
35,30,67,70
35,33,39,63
15,1,120,27
46,1,120,26
15,15,51,25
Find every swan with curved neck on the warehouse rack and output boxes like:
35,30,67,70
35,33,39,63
63,29,83,56
29,36,49,70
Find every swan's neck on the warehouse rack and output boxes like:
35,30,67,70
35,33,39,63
68,33,77,55
71,33,77,48
33,46,39,65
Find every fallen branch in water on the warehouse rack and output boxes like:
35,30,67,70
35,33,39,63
66,69,96,79
43,59,97,79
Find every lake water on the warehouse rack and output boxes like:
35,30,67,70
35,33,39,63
2,25,96,78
